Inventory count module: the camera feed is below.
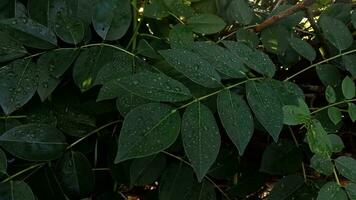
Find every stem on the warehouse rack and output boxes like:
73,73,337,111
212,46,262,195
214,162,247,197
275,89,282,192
176,77,264,110
284,49,356,81
0,115,27,119
80,43,136,57
66,120,122,150
162,151,232,200
310,99,356,115
333,167,341,185
1,163,45,183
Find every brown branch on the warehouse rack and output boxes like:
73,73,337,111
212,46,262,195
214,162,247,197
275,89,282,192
254,0,315,32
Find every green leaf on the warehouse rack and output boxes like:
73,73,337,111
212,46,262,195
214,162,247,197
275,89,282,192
169,24,194,49
335,156,356,182
0,59,37,114
268,80,305,106
186,14,226,35
306,120,332,157
343,55,356,77
187,42,248,79
184,180,216,200
317,182,348,200
0,148,6,172
181,102,220,181
0,181,35,200
316,64,342,87
54,105,96,137
115,103,180,163
327,107,342,125
289,37,316,62
217,90,254,155
348,103,356,122
0,31,27,62
130,154,166,187
0,124,67,161
37,49,79,101
325,86,337,103
223,41,276,77
0,17,57,49
261,25,289,55
73,46,117,91
159,163,195,200
115,91,151,116
260,140,302,175
98,71,192,102
283,98,311,125
235,29,259,47
226,0,253,25
268,175,304,200
246,80,283,141
310,154,334,176
56,151,94,198
319,15,353,51
144,0,170,19
54,14,84,44
328,134,345,153
346,183,356,200
159,49,222,88
341,76,355,99
92,0,132,40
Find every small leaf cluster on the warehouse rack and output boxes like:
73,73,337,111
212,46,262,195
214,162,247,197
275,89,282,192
0,0,356,199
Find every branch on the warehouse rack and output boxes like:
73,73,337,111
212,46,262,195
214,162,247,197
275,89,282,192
254,0,315,32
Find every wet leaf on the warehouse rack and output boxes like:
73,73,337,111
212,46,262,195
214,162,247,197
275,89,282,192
0,17,57,49
55,15,84,44
92,0,132,40
0,31,27,62
341,76,355,99
186,14,226,34
306,120,332,157
0,181,35,200
181,102,220,181
246,80,283,141
217,90,253,155
335,156,356,182
289,37,316,61
310,154,333,176
317,182,348,200
115,103,180,162
327,107,342,125
159,49,222,88
0,124,67,161
0,59,37,114
269,175,304,200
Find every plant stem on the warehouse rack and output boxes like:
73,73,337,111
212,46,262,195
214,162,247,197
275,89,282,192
284,48,356,81
176,77,264,110
66,120,122,150
310,98,356,115
1,163,45,183
80,43,136,57
333,167,341,185
0,115,27,119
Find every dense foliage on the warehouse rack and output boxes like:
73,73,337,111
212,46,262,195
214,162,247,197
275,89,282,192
0,0,356,199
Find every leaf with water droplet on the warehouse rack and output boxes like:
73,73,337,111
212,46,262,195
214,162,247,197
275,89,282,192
327,107,342,125
186,14,226,35
310,154,333,176
346,182,356,200
246,80,283,141
268,175,304,200
54,14,84,44
187,42,248,79
289,36,316,62
92,0,132,40
319,15,353,51
169,24,194,49
56,151,94,198
159,49,221,88
99,71,192,102
0,17,57,49
223,41,276,77
342,76,355,99
37,49,79,101
260,25,289,55
0,124,67,161
0,31,27,62
217,90,253,155
335,156,356,183
0,59,37,114
0,181,36,200
181,102,221,181
317,182,348,200
283,98,311,125
306,120,333,157
115,103,180,163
